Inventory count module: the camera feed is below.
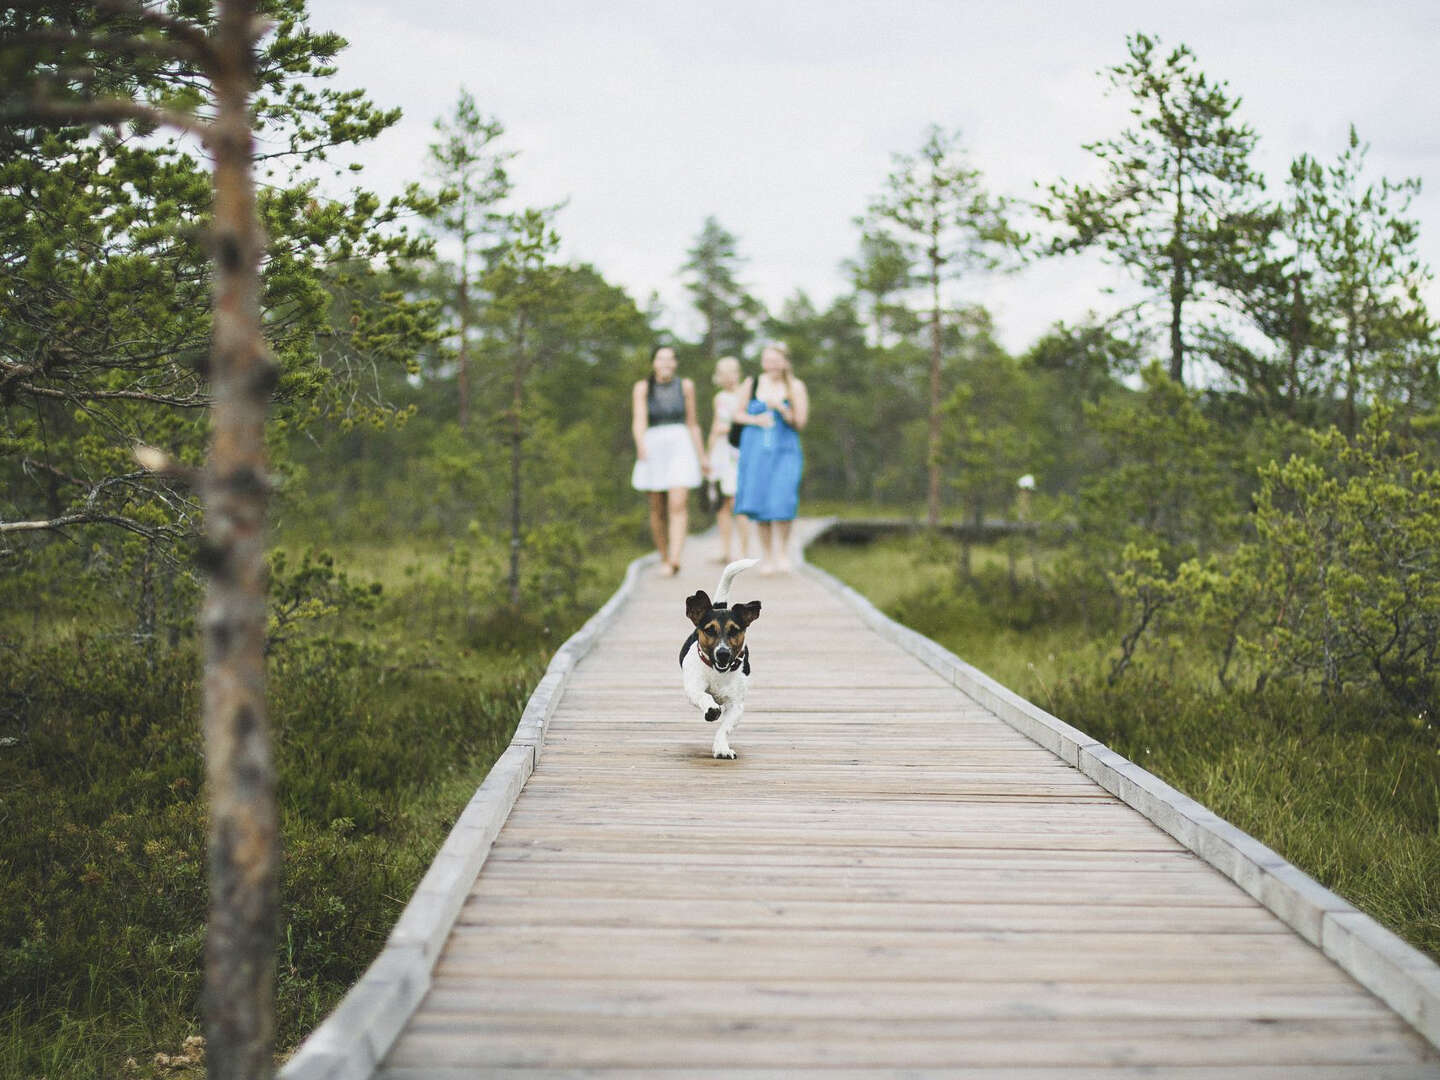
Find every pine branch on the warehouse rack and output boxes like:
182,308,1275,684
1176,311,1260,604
15,380,212,408
13,93,212,142
0,510,168,539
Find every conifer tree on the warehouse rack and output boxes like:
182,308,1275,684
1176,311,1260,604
1041,33,1268,386
864,125,1019,527
423,88,513,429
682,215,763,361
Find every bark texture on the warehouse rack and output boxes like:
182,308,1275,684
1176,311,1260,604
202,3,279,1076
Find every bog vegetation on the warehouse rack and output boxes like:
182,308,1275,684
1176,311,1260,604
1,6,1437,1077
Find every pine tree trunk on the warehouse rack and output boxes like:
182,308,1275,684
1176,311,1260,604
1343,316,1359,437
1288,274,1303,407
202,2,278,1077
1169,166,1186,384
457,275,470,430
509,316,527,607
927,253,942,529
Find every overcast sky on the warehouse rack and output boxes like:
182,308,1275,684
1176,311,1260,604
302,0,1440,357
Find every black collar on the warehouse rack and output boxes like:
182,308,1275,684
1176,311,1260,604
698,645,747,673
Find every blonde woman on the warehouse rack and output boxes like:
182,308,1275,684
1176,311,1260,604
632,346,708,576
732,341,809,573
707,355,751,562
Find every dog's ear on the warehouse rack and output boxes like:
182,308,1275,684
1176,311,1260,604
732,599,762,627
685,590,713,625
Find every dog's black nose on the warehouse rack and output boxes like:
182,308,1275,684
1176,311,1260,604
714,648,732,665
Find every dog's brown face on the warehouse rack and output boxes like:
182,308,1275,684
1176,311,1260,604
685,589,761,669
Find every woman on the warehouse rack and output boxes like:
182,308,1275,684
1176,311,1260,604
732,341,809,573
632,346,708,576
707,355,750,562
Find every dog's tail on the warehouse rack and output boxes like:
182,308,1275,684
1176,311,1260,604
713,557,759,605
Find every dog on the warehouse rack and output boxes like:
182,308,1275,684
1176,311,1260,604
680,557,762,759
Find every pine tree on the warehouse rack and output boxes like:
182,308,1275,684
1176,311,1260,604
681,215,763,360
864,125,1020,527
1041,33,1268,386
423,88,513,429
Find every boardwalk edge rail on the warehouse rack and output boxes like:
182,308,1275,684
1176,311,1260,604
278,552,659,1080
796,516,1440,1051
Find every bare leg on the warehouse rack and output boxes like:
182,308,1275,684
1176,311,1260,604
755,521,776,573
775,519,794,571
648,491,668,566
717,497,734,561
666,487,689,572
735,512,752,558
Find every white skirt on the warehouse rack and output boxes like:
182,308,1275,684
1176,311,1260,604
631,424,702,491
714,441,740,497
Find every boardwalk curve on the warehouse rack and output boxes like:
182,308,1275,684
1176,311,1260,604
283,521,1440,1079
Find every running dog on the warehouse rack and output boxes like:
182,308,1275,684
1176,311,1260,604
679,558,762,759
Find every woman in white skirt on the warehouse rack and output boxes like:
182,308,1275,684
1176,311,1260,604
632,346,708,576
707,355,750,562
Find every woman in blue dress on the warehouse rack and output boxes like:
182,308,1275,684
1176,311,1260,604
733,341,809,573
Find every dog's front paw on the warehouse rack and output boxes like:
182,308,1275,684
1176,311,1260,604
713,747,737,760
705,706,722,722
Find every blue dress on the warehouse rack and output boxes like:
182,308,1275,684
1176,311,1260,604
734,398,803,522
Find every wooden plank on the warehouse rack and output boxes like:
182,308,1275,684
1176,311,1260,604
383,1015,1428,1069
415,975,1392,1020
454,897,1288,935
434,926,1352,983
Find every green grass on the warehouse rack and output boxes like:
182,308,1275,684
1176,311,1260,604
0,537,643,1080
809,532,1440,962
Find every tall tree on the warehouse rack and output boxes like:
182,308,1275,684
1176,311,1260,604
1041,33,1268,385
864,125,1020,527
682,215,762,361
423,88,513,429
2,4,429,1075
1299,128,1434,433
479,207,564,606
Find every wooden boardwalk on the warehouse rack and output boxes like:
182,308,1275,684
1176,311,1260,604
374,532,1440,1078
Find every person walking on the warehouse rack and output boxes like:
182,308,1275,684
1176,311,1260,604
631,346,708,576
733,341,808,573
707,355,750,562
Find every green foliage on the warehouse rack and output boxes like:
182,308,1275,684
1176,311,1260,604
1039,32,1270,384
942,318,1040,529
0,0,437,559
267,547,383,652
682,215,764,360
1245,413,1440,713
1107,410,1440,722
1075,365,1254,575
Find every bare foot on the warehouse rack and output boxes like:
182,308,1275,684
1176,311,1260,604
757,560,776,576
776,555,794,573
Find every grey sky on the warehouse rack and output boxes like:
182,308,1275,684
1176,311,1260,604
304,0,1440,356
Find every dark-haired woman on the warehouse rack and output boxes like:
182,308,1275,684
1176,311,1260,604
632,346,708,576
